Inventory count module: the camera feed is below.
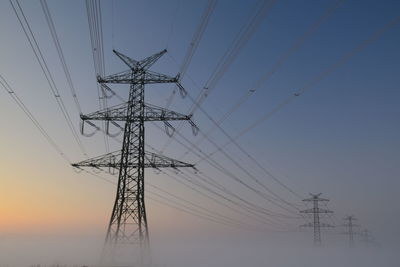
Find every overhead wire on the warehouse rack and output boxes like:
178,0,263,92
0,73,293,231
196,14,400,165
160,0,277,153
164,0,218,109
147,181,257,229
91,67,304,226
152,121,301,217
86,0,110,153
177,0,346,202
153,0,306,215
0,74,71,163
160,169,295,229
183,0,346,148
147,187,258,231
82,168,278,231
9,0,88,156
90,86,301,222
40,0,83,115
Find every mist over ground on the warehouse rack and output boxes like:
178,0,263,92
1,0,399,266
1,229,399,267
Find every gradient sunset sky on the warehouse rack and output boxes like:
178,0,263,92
0,0,399,264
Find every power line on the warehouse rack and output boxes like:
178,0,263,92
147,187,256,231
184,169,302,219
147,181,257,229
82,169,270,232
155,0,306,211
100,83,301,220
167,52,306,202
195,14,400,166
178,95,303,212
0,70,297,233
161,168,295,230
40,0,83,115
170,0,346,203
160,0,277,153
9,0,87,156
86,0,110,153
179,0,346,161
164,0,218,109
152,121,301,217
179,168,301,221
0,74,70,163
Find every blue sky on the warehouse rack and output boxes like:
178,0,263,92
0,0,400,263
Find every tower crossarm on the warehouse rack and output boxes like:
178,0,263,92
301,222,334,228
138,49,167,70
72,151,194,170
113,49,140,71
319,223,335,228
97,70,179,85
300,208,333,214
112,49,167,72
80,102,192,122
300,223,314,228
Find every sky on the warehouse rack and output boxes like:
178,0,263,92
0,0,400,266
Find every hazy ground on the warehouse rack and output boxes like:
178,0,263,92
1,231,399,267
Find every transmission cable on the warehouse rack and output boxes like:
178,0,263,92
164,0,218,109
196,14,400,165
40,0,83,115
160,0,277,153
10,0,88,156
86,0,110,153
177,0,346,201
0,74,71,163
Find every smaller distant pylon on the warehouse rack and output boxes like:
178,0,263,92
342,215,360,248
300,193,334,246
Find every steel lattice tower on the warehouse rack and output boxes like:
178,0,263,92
300,193,334,246
360,229,373,247
342,215,359,248
72,49,196,261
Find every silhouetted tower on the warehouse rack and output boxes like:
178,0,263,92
72,49,197,260
361,229,372,247
300,193,334,246
342,215,359,248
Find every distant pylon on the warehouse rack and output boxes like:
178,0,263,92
300,193,334,246
360,229,372,247
342,215,359,248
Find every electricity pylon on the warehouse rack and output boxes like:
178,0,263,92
360,229,372,247
72,49,196,262
300,193,334,246
342,215,359,248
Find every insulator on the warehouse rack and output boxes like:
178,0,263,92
81,120,99,137
189,120,199,136
72,166,83,174
92,167,101,174
101,84,116,99
192,167,198,174
106,121,123,137
171,167,180,174
177,83,187,98
108,166,117,175
164,121,175,137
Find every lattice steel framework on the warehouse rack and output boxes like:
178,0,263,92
72,49,196,252
342,215,359,248
300,193,334,246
